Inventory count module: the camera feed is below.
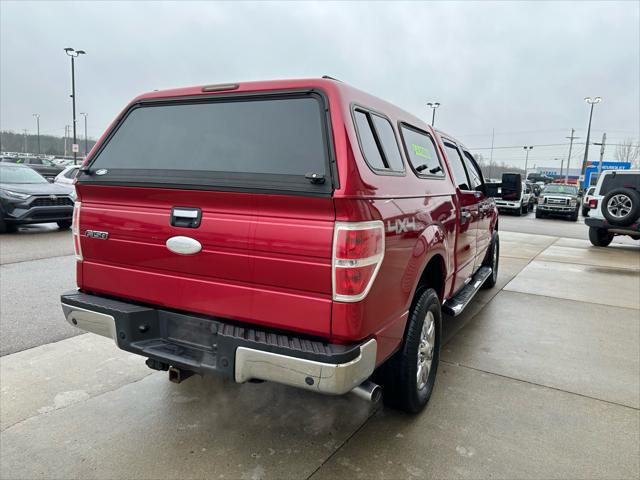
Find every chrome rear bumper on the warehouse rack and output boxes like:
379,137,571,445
235,339,377,395
61,292,377,396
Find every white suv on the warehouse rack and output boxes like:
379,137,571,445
585,170,640,246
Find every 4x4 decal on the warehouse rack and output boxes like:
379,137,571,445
387,217,417,234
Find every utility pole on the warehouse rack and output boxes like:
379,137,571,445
565,128,579,184
593,132,607,184
32,114,41,155
523,146,533,179
555,157,564,178
80,112,88,156
22,129,28,153
489,128,495,179
580,96,602,188
64,125,70,157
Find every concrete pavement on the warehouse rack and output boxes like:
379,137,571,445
1,230,639,479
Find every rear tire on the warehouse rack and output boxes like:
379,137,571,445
601,188,640,227
375,288,441,414
588,227,614,247
535,209,544,219
57,220,72,230
481,233,499,289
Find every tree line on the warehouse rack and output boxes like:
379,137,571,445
0,130,97,157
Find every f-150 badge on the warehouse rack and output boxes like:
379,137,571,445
85,230,109,240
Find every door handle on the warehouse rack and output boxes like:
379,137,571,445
170,207,202,228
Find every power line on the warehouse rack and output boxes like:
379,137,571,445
470,142,634,150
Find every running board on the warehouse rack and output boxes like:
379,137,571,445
442,266,492,317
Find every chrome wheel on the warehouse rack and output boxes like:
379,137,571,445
607,194,632,219
417,311,436,390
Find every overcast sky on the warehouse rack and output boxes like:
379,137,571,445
1,1,638,169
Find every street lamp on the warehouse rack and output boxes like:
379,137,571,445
32,114,40,155
80,112,88,156
427,102,440,127
523,146,533,180
580,96,602,188
64,47,86,165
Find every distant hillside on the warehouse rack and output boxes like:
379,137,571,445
0,130,97,157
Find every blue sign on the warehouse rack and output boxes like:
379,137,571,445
584,161,631,187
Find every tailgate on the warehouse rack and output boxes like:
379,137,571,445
75,91,337,337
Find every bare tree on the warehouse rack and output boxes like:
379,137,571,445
615,138,640,168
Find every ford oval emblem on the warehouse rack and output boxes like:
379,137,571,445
166,236,202,255
95,169,108,176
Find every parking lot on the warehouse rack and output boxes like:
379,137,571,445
1,215,639,479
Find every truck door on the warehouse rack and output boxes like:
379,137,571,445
461,149,492,265
441,140,480,293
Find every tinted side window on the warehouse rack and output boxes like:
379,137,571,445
370,115,404,171
443,141,470,190
29,158,42,165
400,126,444,177
353,110,404,173
462,151,482,189
353,111,386,170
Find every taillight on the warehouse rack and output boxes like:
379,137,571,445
589,199,598,209
72,202,83,261
332,221,385,302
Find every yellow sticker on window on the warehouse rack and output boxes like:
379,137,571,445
412,144,430,159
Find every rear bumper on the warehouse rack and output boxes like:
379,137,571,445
60,291,376,395
585,217,640,234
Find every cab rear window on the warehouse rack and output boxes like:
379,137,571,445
85,93,333,195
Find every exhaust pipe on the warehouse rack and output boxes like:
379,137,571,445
168,366,194,384
351,380,382,403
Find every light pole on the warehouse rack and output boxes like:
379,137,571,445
427,102,440,127
32,114,40,155
580,96,602,188
80,112,88,156
64,47,86,165
556,157,565,179
523,146,533,180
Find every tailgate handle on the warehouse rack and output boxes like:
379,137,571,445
170,207,202,229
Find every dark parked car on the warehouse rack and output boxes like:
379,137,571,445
0,163,75,233
536,183,580,221
1,156,64,181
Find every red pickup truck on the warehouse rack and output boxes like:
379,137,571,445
61,78,498,413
